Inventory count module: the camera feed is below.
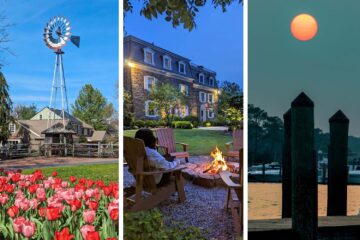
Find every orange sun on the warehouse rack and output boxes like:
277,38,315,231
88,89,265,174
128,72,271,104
291,13,318,41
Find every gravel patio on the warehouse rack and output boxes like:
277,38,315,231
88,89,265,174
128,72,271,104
124,156,236,240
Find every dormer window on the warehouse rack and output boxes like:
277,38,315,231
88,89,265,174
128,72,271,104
163,55,172,70
209,77,214,86
199,73,205,84
144,48,155,65
178,61,186,74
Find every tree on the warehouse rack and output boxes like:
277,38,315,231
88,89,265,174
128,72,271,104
124,0,242,31
71,84,114,131
13,104,37,120
0,69,13,144
218,81,243,117
124,90,134,127
148,83,186,126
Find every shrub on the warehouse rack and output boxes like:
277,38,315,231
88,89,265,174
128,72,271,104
182,115,199,128
156,120,167,127
124,209,207,240
171,121,193,129
144,120,157,128
134,120,145,128
203,121,212,127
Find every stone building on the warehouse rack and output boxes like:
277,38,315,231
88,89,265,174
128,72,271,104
124,35,220,122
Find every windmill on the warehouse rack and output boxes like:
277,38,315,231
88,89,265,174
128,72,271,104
43,16,80,128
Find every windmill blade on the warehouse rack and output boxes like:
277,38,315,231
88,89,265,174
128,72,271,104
70,35,80,48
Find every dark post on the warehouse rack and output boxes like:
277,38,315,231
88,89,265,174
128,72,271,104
327,110,349,216
282,109,292,218
291,92,317,240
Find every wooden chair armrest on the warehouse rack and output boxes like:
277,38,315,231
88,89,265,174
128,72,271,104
225,141,233,152
176,142,189,151
220,171,241,188
138,165,187,175
156,145,169,154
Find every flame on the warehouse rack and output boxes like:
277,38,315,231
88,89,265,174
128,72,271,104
207,146,228,173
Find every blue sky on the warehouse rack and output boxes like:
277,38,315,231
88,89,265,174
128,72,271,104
0,0,118,110
125,2,243,88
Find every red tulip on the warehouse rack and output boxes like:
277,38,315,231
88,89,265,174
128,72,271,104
52,171,58,177
102,186,112,196
12,216,25,233
39,207,47,217
11,173,21,183
110,208,118,221
7,206,19,218
28,184,38,194
88,201,98,210
55,228,74,240
80,225,95,239
86,179,94,187
86,231,101,240
68,199,82,212
69,176,77,183
46,206,62,221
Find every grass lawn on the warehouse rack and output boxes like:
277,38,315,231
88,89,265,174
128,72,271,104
22,163,118,184
124,129,232,155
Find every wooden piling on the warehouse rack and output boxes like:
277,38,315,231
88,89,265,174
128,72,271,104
282,109,292,218
291,92,317,240
327,110,349,216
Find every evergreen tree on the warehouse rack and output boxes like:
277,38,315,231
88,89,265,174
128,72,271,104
0,69,12,144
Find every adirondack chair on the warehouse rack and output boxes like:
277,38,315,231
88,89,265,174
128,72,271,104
223,129,243,161
156,128,190,163
124,137,186,212
220,148,243,236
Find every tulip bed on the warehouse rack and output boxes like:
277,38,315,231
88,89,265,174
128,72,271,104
0,168,119,240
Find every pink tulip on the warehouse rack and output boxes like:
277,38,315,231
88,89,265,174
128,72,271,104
80,225,95,239
29,198,39,209
12,216,26,233
36,188,46,201
0,193,9,205
22,219,36,238
83,210,96,224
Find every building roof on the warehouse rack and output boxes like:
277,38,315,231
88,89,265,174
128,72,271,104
41,122,77,134
18,119,68,138
87,130,107,142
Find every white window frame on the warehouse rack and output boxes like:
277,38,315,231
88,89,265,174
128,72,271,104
199,91,206,103
179,84,189,96
209,77,214,86
163,55,172,70
144,47,155,65
207,108,215,119
145,100,158,117
208,93,214,103
9,123,16,134
178,61,186,74
144,76,157,91
175,105,189,118
199,73,205,84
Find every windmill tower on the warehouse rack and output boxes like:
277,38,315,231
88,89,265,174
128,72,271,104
42,17,80,151
43,16,80,128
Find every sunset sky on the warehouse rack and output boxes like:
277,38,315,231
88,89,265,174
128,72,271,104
249,0,360,136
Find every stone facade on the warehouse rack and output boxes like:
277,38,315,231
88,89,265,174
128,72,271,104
124,35,219,121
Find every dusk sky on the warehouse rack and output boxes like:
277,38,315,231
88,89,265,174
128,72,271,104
249,0,360,136
0,0,118,110
125,2,243,87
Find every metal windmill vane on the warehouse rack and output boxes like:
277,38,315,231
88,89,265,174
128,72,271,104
43,16,80,128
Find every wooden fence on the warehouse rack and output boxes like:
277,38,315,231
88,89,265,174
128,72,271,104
0,143,118,159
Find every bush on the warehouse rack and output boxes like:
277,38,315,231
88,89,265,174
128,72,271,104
134,120,145,128
203,121,212,127
156,120,167,127
182,115,199,128
144,120,157,128
124,209,207,240
171,121,193,129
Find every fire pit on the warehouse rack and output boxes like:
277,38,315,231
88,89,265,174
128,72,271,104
182,147,239,188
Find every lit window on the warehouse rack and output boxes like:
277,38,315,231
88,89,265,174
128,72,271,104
163,55,172,70
179,84,188,96
209,77,214,86
145,100,158,117
199,73,205,84
9,123,16,133
175,105,189,117
144,48,154,65
208,93,214,103
179,61,186,74
199,92,206,103
144,76,157,91
207,108,215,119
